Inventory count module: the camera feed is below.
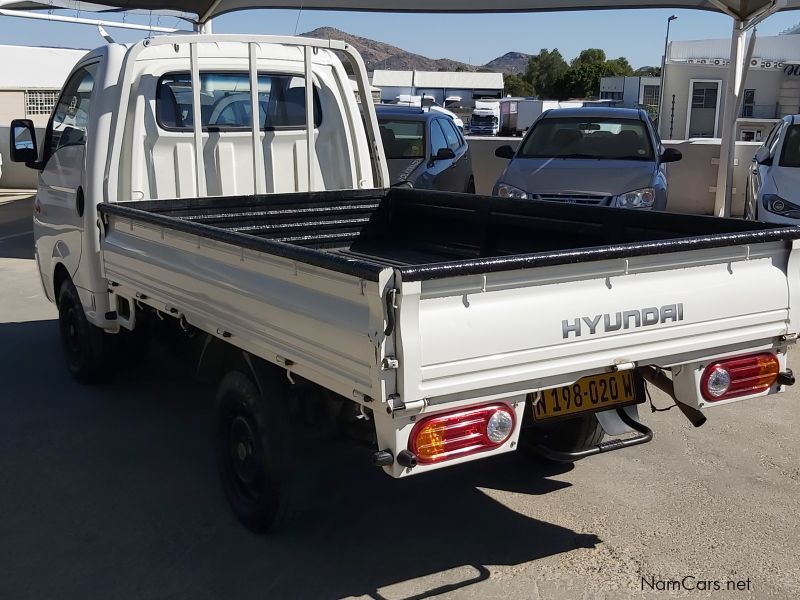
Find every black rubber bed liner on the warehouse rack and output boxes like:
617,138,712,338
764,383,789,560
99,188,800,282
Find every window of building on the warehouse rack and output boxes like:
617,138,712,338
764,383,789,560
740,129,756,142
691,86,718,109
25,90,60,116
741,89,756,117
687,80,721,138
641,85,660,111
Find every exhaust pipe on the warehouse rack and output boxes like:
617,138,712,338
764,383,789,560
641,367,707,428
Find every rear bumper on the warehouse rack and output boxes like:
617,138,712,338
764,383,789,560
374,343,793,478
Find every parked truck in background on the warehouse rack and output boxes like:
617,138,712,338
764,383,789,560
8,32,800,535
498,98,519,136
503,99,586,137
470,100,500,135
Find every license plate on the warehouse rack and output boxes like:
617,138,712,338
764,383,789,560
532,371,642,422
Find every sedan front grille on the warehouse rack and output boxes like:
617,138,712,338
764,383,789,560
533,193,612,206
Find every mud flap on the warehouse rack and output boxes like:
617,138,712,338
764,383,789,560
595,404,642,436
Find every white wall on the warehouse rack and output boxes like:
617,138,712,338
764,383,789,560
660,63,785,139
1,89,56,189
623,77,641,107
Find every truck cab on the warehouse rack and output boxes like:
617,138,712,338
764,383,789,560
470,100,500,136
10,35,384,331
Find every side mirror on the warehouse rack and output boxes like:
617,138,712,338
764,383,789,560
659,147,682,163
495,144,515,160
434,147,456,161
9,119,39,167
754,146,772,166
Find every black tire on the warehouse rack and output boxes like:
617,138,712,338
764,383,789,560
57,278,110,383
215,370,289,533
518,414,605,463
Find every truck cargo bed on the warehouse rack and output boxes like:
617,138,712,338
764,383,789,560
99,188,800,282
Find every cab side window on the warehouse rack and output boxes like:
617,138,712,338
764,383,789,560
768,123,785,157
430,120,448,157
764,122,783,156
48,64,97,158
763,123,780,148
440,119,461,152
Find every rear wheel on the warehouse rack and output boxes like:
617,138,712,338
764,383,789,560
215,369,289,533
518,414,605,463
57,278,110,383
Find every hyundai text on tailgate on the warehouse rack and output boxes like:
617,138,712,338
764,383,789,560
8,33,800,532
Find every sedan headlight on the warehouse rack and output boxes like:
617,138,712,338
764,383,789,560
614,187,655,209
763,194,800,216
494,182,529,199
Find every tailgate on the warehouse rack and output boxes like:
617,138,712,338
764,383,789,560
393,240,799,403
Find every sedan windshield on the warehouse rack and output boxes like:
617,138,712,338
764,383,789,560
519,117,655,161
379,119,425,159
779,124,800,167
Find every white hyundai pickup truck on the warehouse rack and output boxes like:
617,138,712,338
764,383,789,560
8,33,800,532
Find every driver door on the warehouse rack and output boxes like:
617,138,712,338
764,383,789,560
34,63,98,297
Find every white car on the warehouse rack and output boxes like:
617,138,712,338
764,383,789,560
745,114,800,223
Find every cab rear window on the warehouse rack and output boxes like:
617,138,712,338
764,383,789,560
156,72,321,132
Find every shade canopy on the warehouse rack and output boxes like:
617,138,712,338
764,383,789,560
1,0,799,24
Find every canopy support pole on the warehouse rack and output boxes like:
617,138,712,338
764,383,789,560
249,42,266,195
190,42,207,197
0,8,189,33
713,19,747,217
713,0,782,218
304,46,316,192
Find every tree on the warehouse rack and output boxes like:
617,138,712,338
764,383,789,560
605,57,634,77
523,49,568,99
634,66,661,77
504,74,533,97
559,49,635,99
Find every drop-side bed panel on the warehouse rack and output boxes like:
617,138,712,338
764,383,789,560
100,211,395,403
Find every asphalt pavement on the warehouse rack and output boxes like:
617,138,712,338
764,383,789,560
0,196,798,599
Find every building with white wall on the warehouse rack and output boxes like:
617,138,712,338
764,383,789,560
599,76,661,115
371,70,504,107
659,31,800,141
0,44,87,188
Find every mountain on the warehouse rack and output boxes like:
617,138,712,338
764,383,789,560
483,52,532,75
301,27,471,73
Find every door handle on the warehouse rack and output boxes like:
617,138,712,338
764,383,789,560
76,186,85,218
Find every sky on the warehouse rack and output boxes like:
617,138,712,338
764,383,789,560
0,7,799,68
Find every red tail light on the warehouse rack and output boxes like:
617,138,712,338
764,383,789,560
700,353,780,402
409,404,515,465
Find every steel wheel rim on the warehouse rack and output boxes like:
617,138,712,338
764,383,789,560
61,302,83,361
225,405,264,501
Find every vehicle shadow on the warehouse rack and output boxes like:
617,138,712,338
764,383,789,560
0,195,34,259
0,319,600,600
